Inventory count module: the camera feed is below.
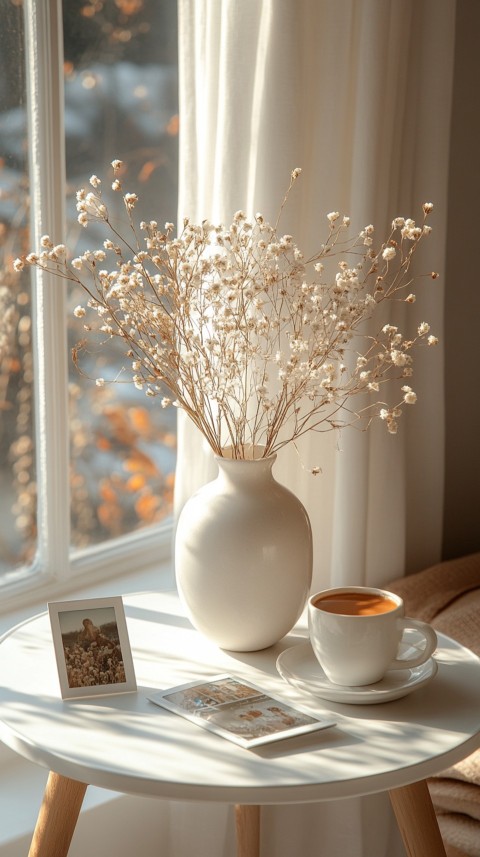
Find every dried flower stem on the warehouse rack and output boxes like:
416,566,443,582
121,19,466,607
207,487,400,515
14,164,439,460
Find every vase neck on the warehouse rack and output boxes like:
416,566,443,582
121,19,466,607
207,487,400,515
215,454,276,487
219,444,272,461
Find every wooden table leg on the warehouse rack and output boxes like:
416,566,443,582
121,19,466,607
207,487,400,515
235,804,260,857
389,779,447,857
28,771,87,857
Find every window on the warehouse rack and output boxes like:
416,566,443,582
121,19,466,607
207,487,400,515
0,0,178,600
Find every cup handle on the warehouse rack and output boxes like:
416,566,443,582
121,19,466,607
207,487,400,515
388,618,437,670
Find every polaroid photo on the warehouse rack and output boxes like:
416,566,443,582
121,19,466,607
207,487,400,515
149,674,336,748
48,596,137,699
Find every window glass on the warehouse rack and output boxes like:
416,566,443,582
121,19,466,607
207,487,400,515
0,0,178,581
63,0,179,550
0,2,36,576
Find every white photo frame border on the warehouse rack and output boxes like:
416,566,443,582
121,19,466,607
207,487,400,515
48,596,137,699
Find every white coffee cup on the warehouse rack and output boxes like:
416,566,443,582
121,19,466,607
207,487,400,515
308,586,437,687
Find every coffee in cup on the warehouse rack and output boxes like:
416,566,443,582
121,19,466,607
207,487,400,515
308,586,437,687
313,591,397,616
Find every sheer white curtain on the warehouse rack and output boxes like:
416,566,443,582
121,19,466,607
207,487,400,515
169,1,456,855
176,0,454,588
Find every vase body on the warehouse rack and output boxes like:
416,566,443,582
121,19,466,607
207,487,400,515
175,452,313,651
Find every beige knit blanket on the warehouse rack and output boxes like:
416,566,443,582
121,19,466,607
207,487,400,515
389,552,480,857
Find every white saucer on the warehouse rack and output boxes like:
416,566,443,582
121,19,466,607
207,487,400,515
276,642,438,705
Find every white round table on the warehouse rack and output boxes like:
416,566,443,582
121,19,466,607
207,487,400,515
0,590,479,857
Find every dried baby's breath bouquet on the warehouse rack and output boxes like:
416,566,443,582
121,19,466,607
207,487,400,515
15,162,438,464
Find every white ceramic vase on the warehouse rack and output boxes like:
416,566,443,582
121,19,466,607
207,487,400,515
175,449,313,651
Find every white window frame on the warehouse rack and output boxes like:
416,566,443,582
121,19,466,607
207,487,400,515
2,0,173,612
